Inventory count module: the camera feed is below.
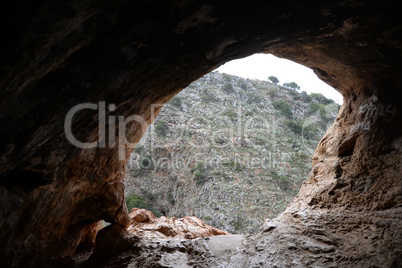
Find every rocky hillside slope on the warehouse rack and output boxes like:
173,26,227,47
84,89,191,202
125,72,339,234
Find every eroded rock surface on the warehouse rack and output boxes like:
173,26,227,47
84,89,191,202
0,0,401,267
127,208,229,240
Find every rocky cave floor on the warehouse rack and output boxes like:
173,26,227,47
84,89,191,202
72,206,402,268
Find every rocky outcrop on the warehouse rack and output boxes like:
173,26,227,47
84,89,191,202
127,208,229,240
0,0,401,267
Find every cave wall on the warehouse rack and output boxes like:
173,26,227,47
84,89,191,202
0,0,401,266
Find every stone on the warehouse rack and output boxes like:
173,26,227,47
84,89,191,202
129,208,155,223
0,0,401,267
262,219,277,232
86,224,132,264
127,210,229,240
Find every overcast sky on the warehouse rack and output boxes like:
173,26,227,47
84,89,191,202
217,54,343,104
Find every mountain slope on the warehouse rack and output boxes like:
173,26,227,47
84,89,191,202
124,71,339,234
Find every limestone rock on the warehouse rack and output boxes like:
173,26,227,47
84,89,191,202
262,219,277,232
127,208,229,240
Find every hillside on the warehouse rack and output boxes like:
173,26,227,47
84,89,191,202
124,71,339,234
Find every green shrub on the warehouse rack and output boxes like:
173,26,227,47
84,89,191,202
229,217,248,233
308,103,325,116
302,123,319,140
288,89,301,100
155,120,169,136
195,161,205,169
201,88,217,102
134,145,144,153
310,93,334,104
222,109,238,120
213,171,232,181
126,193,162,217
245,111,254,116
192,162,210,185
246,93,262,104
169,96,182,108
238,79,248,89
271,171,292,192
194,170,204,180
222,160,243,171
223,83,234,93
253,137,267,145
284,120,303,135
272,100,293,118
167,192,175,205
301,91,312,102
278,177,291,191
222,73,232,82
214,137,227,144
194,165,207,184
126,195,146,211
203,216,213,221
268,88,278,98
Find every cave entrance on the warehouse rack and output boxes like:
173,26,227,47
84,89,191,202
124,53,341,235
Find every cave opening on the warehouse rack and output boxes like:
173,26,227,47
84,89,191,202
1,1,401,266
123,53,341,235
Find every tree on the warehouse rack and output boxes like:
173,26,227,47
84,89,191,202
268,76,279,85
283,82,300,90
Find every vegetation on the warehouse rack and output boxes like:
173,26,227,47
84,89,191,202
272,100,293,118
283,82,300,90
222,160,243,171
126,194,162,217
192,161,209,185
126,194,146,210
170,96,182,108
309,102,326,116
154,120,169,136
237,78,248,89
271,171,292,192
222,73,232,82
134,145,144,154
268,76,279,85
229,216,249,233
310,93,334,104
284,119,303,135
201,88,217,102
247,93,262,104
167,191,175,205
223,83,234,93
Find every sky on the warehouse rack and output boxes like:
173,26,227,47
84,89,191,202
217,53,343,104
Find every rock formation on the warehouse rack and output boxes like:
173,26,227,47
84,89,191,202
127,208,229,240
0,0,401,267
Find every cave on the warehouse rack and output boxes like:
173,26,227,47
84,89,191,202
0,1,401,267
